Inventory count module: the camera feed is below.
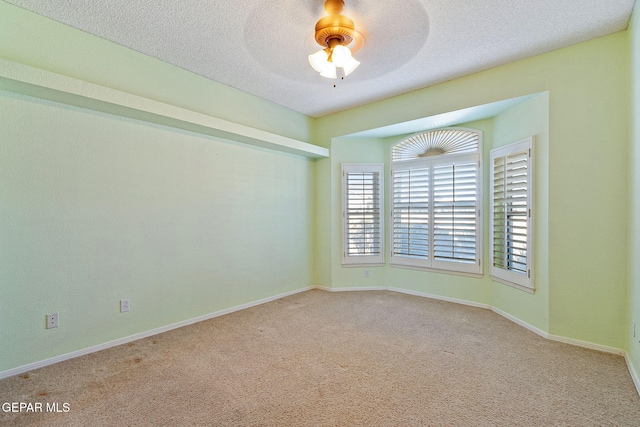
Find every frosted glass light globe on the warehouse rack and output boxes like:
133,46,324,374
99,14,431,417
330,45,351,68
308,49,330,73
342,56,360,76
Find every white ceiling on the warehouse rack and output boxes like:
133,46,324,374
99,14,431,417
5,0,636,118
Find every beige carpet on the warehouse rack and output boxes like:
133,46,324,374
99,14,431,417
1,289,639,426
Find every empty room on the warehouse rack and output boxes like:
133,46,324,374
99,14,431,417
2,0,640,425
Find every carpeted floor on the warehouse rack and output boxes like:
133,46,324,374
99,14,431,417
1,289,639,426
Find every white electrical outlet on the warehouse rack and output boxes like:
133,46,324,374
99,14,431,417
120,299,130,313
46,313,59,329
364,269,369,278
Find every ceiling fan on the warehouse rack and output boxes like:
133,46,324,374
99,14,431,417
308,0,364,80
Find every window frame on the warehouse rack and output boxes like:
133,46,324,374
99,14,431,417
341,163,385,266
489,137,535,292
389,128,483,277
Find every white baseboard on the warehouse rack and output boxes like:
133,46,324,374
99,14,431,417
314,285,490,310
388,287,491,310
491,307,628,355
315,286,387,292
0,286,313,380
547,333,625,356
490,307,550,339
624,353,640,395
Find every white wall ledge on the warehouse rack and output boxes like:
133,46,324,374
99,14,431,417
0,59,328,159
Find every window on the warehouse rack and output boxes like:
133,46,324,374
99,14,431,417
490,137,534,292
342,164,384,265
390,128,482,275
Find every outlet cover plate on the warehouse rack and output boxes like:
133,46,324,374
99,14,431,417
120,299,130,313
46,313,59,329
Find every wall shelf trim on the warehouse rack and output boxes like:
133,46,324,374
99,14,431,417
0,59,328,159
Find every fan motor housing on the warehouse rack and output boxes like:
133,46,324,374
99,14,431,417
314,15,356,47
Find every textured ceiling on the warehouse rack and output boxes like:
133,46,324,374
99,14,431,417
5,0,637,117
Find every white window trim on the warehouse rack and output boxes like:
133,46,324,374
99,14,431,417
389,128,483,277
490,137,535,292
342,163,385,266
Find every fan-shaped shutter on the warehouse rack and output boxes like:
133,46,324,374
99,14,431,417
392,129,479,162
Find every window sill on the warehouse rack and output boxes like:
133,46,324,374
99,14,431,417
491,276,535,294
390,263,483,279
342,263,386,268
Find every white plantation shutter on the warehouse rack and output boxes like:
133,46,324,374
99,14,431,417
490,138,534,291
342,164,384,265
390,128,482,275
432,161,481,273
391,167,430,267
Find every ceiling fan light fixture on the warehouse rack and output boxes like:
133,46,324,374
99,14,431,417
319,62,338,79
309,0,363,80
308,49,330,73
330,44,351,67
308,49,338,78
342,56,360,76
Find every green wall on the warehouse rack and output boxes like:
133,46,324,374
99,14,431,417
546,37,629,348
316,32,629,349
629,3,640,381
0,2,316,373
0,91,315,372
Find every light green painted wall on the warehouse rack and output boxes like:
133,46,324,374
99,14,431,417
546,37,629,349
0,2,314,143
313,157,333,287
316,32,629,349
628,4,640,378
0,92,315,372
491,93,549,333
0,2,318,373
